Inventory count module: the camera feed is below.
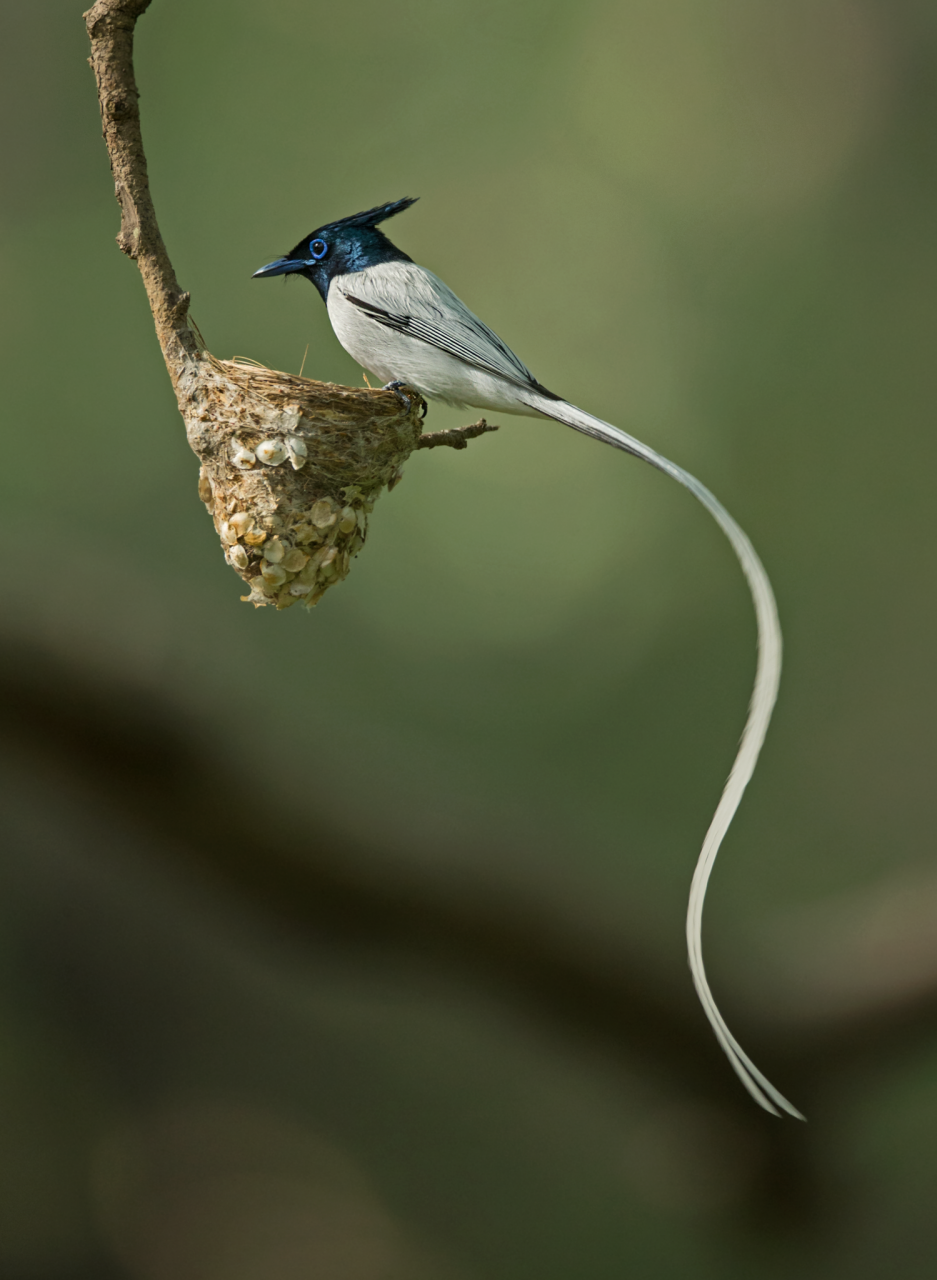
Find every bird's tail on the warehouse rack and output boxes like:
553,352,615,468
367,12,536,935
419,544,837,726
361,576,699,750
523,393,803,1120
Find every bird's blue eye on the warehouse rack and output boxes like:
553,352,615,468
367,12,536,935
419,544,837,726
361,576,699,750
309,239,328,260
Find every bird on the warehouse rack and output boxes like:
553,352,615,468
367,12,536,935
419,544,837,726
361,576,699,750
253,198,803,1120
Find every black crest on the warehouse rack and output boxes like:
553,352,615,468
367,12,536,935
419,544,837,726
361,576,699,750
316,197,418,236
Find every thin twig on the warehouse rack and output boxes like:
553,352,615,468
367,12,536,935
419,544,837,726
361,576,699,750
417,419,500,450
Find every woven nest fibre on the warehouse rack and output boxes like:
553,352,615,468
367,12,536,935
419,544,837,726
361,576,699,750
181,356,425,610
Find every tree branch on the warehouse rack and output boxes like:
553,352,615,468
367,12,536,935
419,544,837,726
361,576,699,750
84,0,197,367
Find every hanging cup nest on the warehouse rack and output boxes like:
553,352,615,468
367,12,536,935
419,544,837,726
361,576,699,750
85,0,494,614
185,357,425,610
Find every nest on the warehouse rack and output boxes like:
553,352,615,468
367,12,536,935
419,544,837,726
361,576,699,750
182,357,425,610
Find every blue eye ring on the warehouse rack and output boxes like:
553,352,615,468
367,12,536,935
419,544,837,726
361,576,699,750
309,238,328,260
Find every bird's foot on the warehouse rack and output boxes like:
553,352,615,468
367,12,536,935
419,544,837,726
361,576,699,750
382,380,414,413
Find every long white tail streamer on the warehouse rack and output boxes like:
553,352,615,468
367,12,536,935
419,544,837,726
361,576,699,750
525,394,804,1119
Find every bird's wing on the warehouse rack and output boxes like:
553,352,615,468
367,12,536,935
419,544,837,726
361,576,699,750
340,269,560,400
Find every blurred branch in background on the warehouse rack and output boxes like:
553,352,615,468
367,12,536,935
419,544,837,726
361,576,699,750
5,635,937,1239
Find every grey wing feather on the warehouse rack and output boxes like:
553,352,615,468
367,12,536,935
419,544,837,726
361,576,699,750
342,289,559,401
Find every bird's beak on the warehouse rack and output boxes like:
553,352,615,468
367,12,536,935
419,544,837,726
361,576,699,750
252,256,306,279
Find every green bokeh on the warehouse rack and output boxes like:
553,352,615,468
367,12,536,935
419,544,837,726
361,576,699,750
2,0,937,1276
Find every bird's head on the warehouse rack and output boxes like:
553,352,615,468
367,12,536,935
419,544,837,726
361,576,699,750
252,197,417,300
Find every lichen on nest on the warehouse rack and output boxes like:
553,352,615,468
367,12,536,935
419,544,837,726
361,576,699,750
182,356,426,610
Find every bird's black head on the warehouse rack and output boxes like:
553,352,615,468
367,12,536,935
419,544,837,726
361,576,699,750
252,197,417,300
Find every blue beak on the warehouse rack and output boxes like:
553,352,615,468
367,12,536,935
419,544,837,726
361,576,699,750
252,256,307,279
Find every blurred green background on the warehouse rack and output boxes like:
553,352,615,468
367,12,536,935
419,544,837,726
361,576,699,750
2,0,937,1276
